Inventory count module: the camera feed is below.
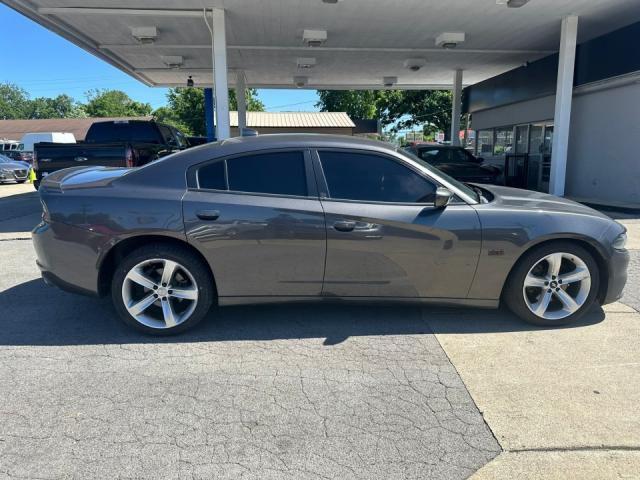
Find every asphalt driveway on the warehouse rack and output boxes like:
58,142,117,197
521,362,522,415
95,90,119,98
0,217,500,479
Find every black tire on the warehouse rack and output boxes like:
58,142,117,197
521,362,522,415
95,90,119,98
503,241,600,327
111,243,215,335
33,180,40,190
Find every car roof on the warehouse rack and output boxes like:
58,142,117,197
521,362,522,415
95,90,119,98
223,133,392,149
181,133,399,159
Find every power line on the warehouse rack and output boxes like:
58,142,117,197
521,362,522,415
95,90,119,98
264,99,317,111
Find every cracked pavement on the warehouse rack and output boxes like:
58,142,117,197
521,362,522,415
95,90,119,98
0,236,500,479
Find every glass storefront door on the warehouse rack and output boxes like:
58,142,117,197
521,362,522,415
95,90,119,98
474,121,553,192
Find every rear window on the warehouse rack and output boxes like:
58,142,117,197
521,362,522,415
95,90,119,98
87,122,160,144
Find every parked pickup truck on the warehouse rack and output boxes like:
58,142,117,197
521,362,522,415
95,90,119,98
33,120,190,189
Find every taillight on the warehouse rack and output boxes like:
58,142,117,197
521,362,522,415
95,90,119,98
125,146,134,168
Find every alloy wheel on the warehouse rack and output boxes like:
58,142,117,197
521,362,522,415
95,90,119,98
522,252,591,321
121,258,199,329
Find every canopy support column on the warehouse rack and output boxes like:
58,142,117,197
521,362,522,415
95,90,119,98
236,71,247,135
451,69,463,146
204,87,215,142
211,8,230,140
550,15,579,196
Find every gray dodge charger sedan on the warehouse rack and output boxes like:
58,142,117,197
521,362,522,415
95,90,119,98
32,134,629,334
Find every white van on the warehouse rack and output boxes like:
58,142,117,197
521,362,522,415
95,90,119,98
20,132,76,153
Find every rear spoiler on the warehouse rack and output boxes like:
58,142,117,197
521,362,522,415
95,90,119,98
40,166,130,193
39,167,93,193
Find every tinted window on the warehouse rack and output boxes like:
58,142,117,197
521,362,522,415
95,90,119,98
320,151,436,203
87,122,161,144
227,151,307,196
198,161,226,190
157,124,175,145
416,148,448,164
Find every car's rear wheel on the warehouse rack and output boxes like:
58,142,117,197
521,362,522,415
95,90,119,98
111,244,214,335
504,242,600,326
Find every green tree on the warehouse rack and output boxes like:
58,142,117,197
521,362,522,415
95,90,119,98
383,90,457,136
27,94,86,119
316,89,462,139
316,90,392,119
84,89,152,117
0,83,30,119
229,88,265,112
153,87,265,136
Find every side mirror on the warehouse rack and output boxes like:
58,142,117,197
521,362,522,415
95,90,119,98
476,157,485,163
434,187,453,208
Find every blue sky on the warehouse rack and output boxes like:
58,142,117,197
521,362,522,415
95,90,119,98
0,4,319,112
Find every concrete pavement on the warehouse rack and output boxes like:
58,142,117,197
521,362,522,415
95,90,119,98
428,216,640,479
0,182,39,241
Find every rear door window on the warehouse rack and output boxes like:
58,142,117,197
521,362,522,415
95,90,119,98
198,161,226,190
319,150,436,203
197,151,308,197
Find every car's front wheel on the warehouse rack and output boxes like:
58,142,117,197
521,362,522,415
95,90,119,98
111,244,214,335
504,242,600,326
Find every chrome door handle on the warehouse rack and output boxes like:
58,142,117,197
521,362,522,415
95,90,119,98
333,220,356,232
74,156,88,162
196,210,220,221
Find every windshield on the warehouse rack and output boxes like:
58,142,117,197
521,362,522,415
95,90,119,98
396,148,479,202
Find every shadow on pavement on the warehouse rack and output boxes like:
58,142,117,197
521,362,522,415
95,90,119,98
0,278,605,347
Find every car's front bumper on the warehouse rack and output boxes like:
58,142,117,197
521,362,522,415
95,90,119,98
602,248,630,304
0,169,29,182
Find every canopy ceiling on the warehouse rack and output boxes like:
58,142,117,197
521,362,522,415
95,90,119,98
6,0,640,89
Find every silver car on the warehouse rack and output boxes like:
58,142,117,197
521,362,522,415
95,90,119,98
32,134,629,335
0,154,30,184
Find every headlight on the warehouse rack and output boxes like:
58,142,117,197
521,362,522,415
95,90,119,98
613,232,627,250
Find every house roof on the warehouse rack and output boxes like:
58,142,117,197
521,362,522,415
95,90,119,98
0,117,153,141
230,111,355,128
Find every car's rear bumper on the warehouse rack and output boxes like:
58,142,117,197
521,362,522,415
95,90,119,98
32,221,104,297
602,248,630,304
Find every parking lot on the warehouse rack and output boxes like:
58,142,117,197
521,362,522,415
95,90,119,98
1,183,639,479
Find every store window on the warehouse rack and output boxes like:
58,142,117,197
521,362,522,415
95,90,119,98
477,130,494,155
494,127,514,155
515,125,529,154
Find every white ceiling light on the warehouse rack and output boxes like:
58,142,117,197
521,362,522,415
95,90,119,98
162,55,184,69
294,76,309,87
496,0,531,7
383,76,397,87
302,29,327,47
404,58,426,72
131,26,158,45
297,57,317,69
435,32,465,49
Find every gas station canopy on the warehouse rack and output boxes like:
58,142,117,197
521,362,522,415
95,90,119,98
5,0,640,90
